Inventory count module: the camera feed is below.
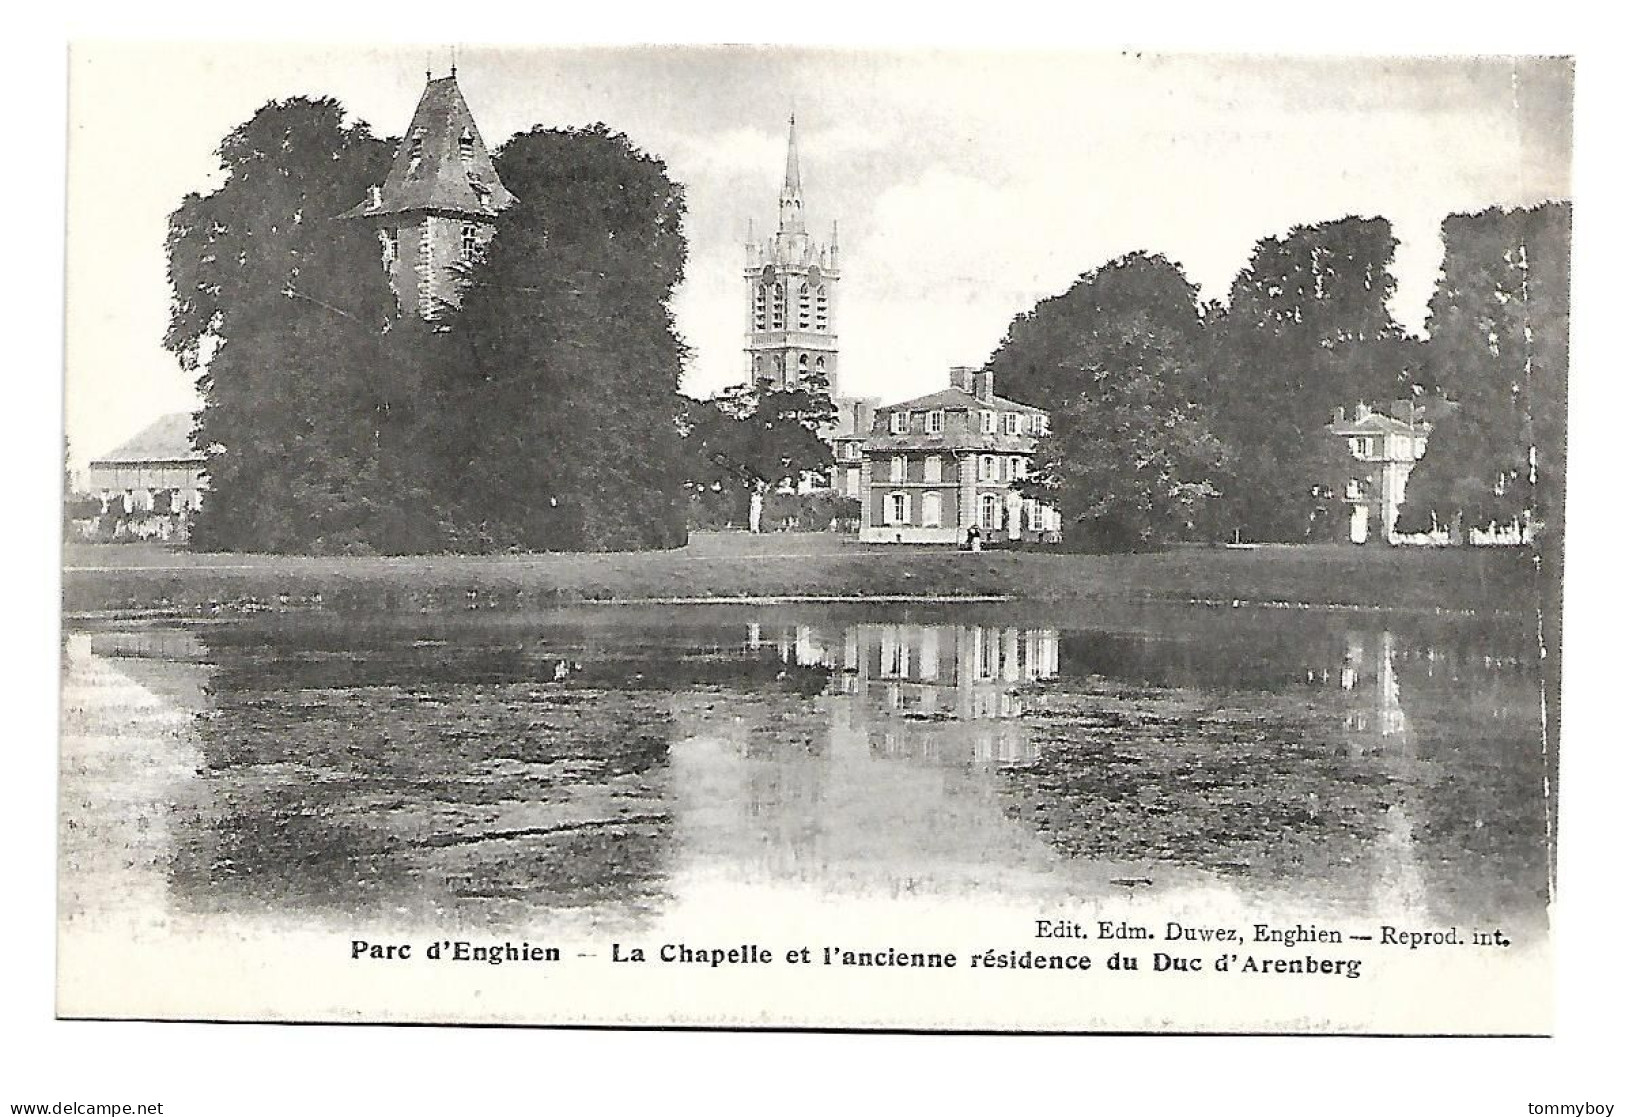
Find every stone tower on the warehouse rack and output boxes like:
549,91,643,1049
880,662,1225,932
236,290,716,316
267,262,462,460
743,116,839,392
342,69,516,319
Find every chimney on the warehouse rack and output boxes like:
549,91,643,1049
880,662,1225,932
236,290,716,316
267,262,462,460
949,366,975,394
972,370,995,402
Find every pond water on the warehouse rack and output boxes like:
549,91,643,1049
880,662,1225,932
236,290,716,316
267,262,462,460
59,602,1551,946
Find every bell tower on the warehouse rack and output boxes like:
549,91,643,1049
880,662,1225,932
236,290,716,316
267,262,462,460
342,67,516,319
743,115,839,392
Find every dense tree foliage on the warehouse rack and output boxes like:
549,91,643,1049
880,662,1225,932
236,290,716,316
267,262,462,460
433,125,691,551
986,254,1226,548
1204,217,1415,541
165,97,403,552
682,372,836,532
165,103,691,553
1399,202,1570,545
982,222,1460,548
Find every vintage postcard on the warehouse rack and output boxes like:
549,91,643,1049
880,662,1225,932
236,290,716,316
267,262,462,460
58,42,1570,1034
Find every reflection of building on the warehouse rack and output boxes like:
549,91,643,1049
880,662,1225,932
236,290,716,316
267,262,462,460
1326,400,1454,545
668,618,1072,898
743,116,839,393
858,367,1062,544
85,413,207,542
761,621,1060,764
342,69,516,318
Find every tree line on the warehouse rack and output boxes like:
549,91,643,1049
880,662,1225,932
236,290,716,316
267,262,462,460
164,96,1567,556
984,204,1569,552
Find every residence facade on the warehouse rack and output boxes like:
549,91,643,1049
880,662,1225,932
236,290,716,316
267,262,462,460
84,412,206,541
1327,399,1455,544
858,367,1061,545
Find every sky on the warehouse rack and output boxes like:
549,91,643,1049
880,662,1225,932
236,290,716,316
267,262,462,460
64,44,1572,468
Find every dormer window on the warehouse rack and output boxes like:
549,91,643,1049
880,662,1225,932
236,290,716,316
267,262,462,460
980,411,996,435
926,410,944,435
459,129,475,168
1004,412,1021,436
409,132,424,172
890,411,907,435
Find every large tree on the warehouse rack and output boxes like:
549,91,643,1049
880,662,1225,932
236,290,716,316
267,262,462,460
985,254,1227,549
985,251,1210,416
1206,217,1414,541
164,97,418,552
682,372,836,533
1400,202,1571,543
429,124,692,552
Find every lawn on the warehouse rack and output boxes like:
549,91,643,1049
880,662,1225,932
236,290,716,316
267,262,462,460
61,531,1540,617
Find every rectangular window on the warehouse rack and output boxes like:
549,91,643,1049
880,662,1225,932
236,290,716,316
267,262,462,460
923,455,942,483
980,411,996,435
1004,412,1020,435
461,224,478,262
980,494,1001,531
980,455,998,481
887,492,910,525
890,411,907,434
922,492,943,527
1014,456,1028,479
891,456,907,483
1033,415,1048,436
927,410,944,434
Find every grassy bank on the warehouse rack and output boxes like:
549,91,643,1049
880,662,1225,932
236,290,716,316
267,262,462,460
61,533,1539,617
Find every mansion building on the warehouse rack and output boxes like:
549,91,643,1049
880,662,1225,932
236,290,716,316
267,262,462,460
858,367,1061,545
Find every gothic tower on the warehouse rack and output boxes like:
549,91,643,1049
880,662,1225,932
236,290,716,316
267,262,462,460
342,69,516,319
743,116,839,392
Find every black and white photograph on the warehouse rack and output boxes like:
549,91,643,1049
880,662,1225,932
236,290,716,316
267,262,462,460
18,20,1619,1107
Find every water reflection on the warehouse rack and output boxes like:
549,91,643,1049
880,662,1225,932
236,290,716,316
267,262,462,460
752,622,1060,762
58,605,1550,936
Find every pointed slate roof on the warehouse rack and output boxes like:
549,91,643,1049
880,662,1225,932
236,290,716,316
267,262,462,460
341,74,516,221
91,413,201,465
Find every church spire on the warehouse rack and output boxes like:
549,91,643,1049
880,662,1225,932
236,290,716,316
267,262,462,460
778,113,805,235
784,113,801,196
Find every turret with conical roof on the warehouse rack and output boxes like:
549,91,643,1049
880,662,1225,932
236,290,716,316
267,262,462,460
342,70,515,319
743,115,839,392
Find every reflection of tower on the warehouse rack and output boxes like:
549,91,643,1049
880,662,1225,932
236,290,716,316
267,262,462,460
1340,631,1411,746
1340,630,1427,918
743,116,839,391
